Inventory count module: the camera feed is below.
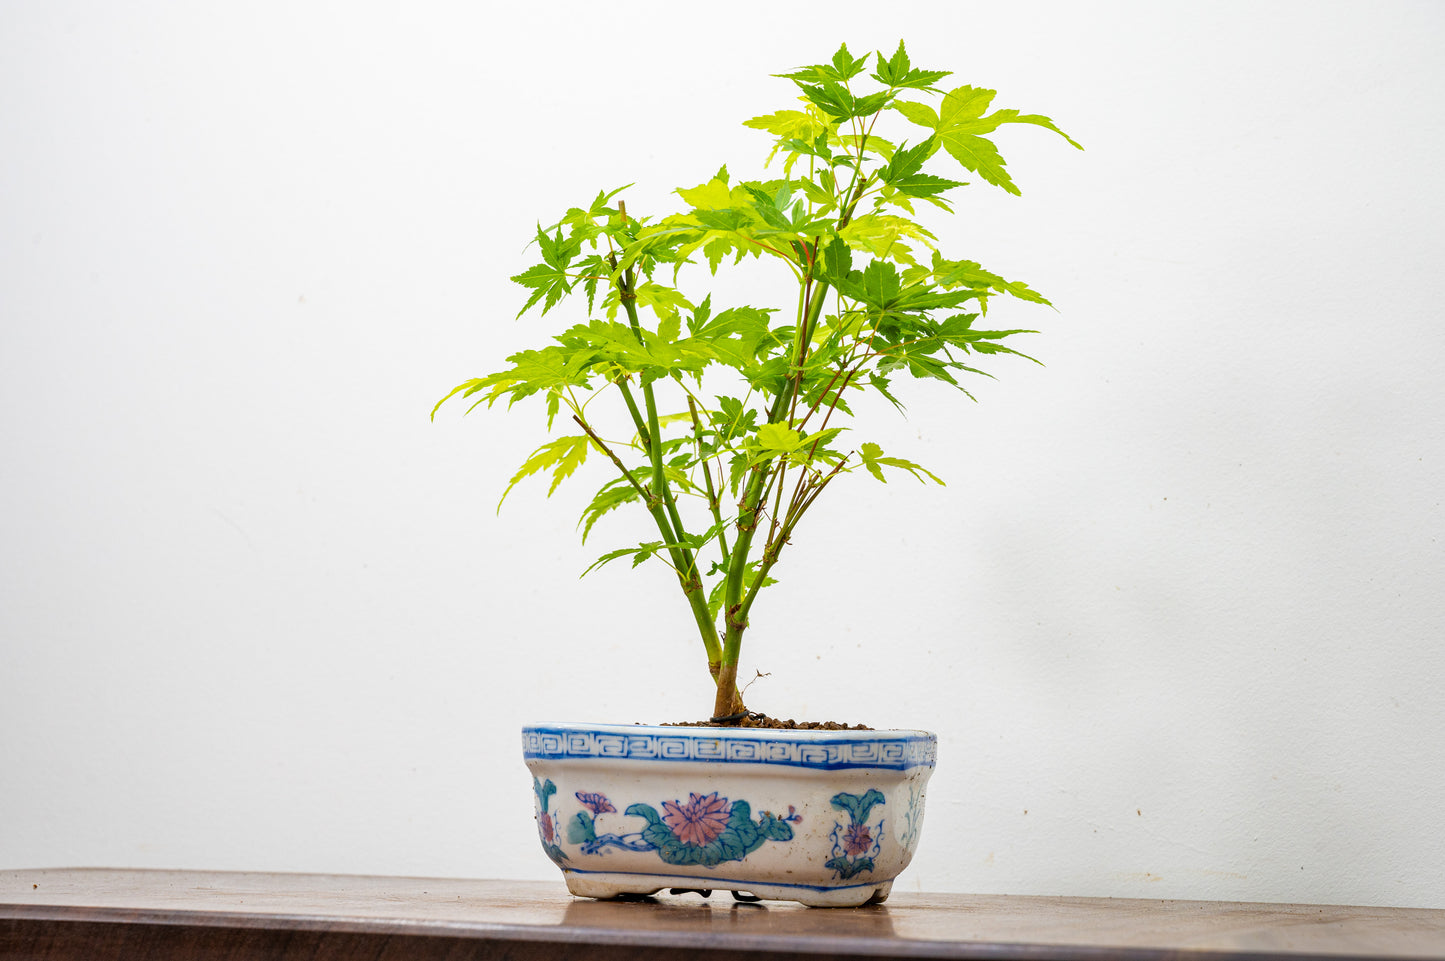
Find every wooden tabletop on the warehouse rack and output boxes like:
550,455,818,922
2,869,1442,960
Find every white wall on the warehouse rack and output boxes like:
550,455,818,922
3,0,1443,909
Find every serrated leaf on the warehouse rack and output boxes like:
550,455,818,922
728,451,751,496
868,373,906,412
837,214,935,264
890,86,1081,196
631,543,662,567
540,436,590,496
741,184,793,231
794,426,846,458
830,42,867,80
904,352,960,386
631,282,693,323
535,223,575,270
756,422,803,452
892,99,939,129
871,41,952,91
874,40,911,85
677,178,735,210
853,90,892,117
558,185,631,237
775,44,865,85
798,80,856,120
879,139,964,199
939,85,996,124
743,109,826,142
859,442,888,482
431,378,482,420
578,481,641,544
511,262,572,318
499,435,592,511
775,60,842,84
939,131,1017,195
686,294,713,335
858,442,944,485
545,389,561,430
712,394,759,440
859,259,901,308
470,344,594,410
880,139,930,179
835,132,895,162
680,519,728,554
999,110,1084,151
893,68,952,91
930,254,1053,307
579,540,665,578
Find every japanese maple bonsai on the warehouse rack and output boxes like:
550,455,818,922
437,42,1080,724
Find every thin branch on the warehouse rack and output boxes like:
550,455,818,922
687,394,730,566
573,416,651,509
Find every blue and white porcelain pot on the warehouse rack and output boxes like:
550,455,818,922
522,722,936,907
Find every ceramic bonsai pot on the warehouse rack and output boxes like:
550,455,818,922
522,722,936,907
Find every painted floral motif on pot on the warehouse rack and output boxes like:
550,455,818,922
826,789,886,880
533,777,568,864
564,790,802,867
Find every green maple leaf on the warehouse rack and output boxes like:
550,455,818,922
740,184,793,231
858,442,944,485
929,253,1053,308
756,422,803,453
458,345,586,412
632,282,693,323
499,435,593,510
830,42,868,80
580,541,667,578
510,224,580,317
676,177,734,210
879,139,964,200
893,86,1082,196
775,42,868,85
578,480,641,544
742,109,826,142
511,262,571,318
837,213,935,265
859,259,902,309
871,41,951,91
796,80,857,120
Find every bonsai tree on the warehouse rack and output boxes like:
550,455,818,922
437,42,1080,723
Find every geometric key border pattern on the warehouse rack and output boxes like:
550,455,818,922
522,725,937,771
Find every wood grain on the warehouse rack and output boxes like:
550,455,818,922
2,869,1442,960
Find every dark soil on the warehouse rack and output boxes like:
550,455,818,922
663,714,872,731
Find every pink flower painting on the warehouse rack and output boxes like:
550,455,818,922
842,821,873,857
575,792,616,815
539,811,554,844
662,792,731,847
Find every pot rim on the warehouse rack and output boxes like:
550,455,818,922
523,722,937,771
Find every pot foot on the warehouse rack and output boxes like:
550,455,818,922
564,872,663,901
562,871,891,908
